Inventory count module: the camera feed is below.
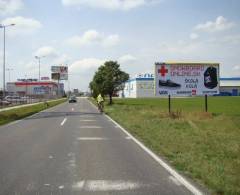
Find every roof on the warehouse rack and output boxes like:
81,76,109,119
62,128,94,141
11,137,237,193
156,61,219,65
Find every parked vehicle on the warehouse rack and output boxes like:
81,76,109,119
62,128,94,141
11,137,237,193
0,100,11,106
4,96,27,104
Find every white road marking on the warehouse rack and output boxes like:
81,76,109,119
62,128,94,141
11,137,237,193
125,136,132,140
169,176,181,186
71,108,74,111
59,185,65,189
61,117,67,126
80,115,95,118
48,155,53,159
72,180,141,191
79,126,102,129
80,119,96,122
72,181,85,190
77,137,109,141
44,184,50,186
104,114,203,195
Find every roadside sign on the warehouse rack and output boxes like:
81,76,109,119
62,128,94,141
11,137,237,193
51,66,68,80
155,62,219,96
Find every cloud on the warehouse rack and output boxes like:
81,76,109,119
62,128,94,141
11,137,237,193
190,33,199,40
1,16,42,35
69,58,105,73
62,0,160,10
118,54,137,64
233,65,240,71
66,30,120,48
34,46,58,58
0,0,23,15
194,16,235,33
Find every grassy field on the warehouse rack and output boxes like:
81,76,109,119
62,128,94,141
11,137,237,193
102,97,240,195
0,99,66,126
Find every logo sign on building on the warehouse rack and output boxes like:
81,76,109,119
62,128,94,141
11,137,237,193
155,62,219,96
41,76,50,81
51,66,68,80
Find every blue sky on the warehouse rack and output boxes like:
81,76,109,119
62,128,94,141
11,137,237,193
0,0,240,91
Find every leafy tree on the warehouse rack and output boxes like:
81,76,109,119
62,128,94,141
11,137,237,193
89,61,129,104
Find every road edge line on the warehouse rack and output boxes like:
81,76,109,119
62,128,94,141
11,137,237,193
87,99,203,195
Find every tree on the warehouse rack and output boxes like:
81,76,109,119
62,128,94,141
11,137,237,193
89,61,129,104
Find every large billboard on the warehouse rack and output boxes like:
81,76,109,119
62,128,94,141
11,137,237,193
51,66,68,80
155,62,219,96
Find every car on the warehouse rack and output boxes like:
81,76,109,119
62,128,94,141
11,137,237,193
4,96,27,104
68,96,77,103
0,100,11,106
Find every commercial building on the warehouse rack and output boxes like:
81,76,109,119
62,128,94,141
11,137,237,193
7,80,64,98
121,74,240,98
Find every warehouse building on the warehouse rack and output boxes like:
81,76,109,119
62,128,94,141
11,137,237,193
121,75,240,98
6,80,64,98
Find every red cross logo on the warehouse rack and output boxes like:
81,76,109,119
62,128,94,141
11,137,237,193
158,65,168,77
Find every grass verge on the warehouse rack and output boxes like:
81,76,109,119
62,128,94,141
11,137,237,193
0,99,66,126
93,97,240,195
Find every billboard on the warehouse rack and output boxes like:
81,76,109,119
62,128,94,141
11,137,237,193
51,66,68,80
51,73,60,80
155,62,219,96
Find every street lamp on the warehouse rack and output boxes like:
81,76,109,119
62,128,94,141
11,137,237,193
35,55,45,82
6,68,13,82
0,23,15,98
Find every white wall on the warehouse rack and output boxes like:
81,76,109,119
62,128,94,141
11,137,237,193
136,80,154,97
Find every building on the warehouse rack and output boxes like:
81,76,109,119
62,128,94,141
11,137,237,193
7,80,64,98
122,73,154,98
121,75,240,98
219,78,240,96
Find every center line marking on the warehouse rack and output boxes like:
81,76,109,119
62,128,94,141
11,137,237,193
72,180,141,191
80,120,96,122
79,126,101,129
77,137,109,140
61,118,67,126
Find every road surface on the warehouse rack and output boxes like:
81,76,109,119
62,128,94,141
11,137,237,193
0,98,203,195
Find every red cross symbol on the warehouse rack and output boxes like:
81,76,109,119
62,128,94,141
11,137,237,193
158,65,168,77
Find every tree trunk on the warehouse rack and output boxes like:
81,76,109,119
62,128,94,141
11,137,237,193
109,94,113,105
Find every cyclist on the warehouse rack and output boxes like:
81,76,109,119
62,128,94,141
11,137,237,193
97,93,104,113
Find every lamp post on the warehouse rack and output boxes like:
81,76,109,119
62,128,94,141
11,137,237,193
35,55,45,82
0,23,15,98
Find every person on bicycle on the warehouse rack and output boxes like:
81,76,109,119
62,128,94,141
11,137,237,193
97,93,104,112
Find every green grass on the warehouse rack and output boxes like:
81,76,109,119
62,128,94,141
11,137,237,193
101,97,240,195
0,99,66,126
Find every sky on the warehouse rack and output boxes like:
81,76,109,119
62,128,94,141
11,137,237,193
0,0,240,91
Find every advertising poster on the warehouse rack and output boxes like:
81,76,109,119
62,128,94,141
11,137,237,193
51,66,68,80
155,62,219,96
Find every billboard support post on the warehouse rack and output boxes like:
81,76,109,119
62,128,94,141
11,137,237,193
205,94,208,112
168,95,171,113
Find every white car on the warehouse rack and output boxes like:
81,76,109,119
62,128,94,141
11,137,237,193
4,96,27,104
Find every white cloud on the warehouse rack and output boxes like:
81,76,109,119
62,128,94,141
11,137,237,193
34,46,58,58
194,16,235,33
0,0,23,15
53,54,71,65
66,30,120,48
233,65,240,71
1,16,42,35
118,54,137,64
69,58,105,73
62,0,158,10
190,33,199,40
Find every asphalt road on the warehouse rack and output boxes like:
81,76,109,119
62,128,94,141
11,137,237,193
0,98,203,195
